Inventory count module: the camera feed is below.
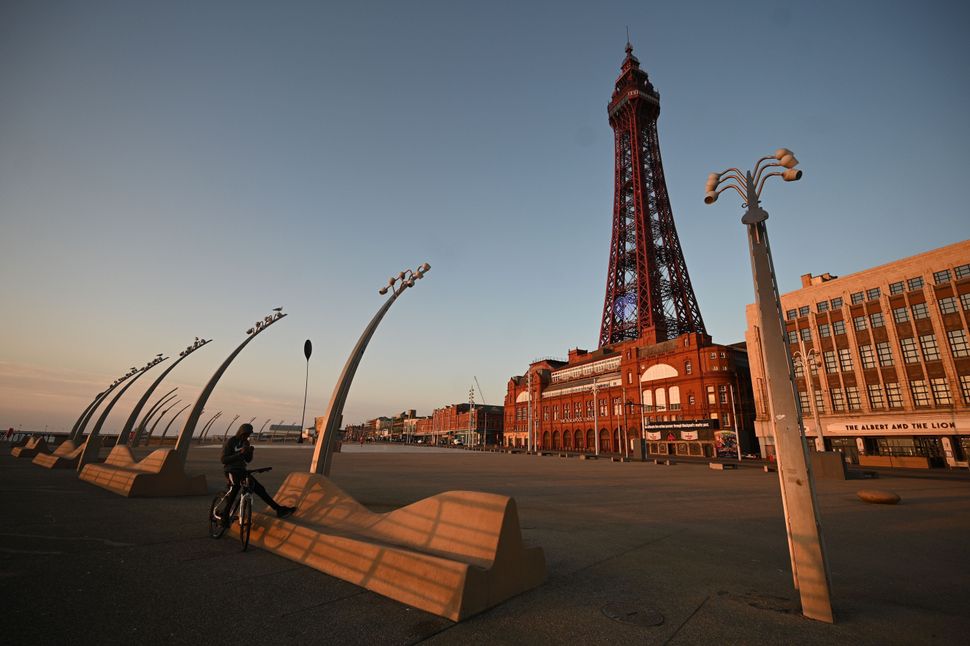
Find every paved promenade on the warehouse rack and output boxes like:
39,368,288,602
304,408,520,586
2,445,968,645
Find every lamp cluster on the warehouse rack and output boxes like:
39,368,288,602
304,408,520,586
704,148,802,207
111,355,166,386
179,337,211,357
246,307,286,336
378,262,431,296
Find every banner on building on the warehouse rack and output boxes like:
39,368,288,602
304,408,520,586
646,419,719,431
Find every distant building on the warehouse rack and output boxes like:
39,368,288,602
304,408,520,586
745,240,970,468
426,403,504,446
504,335,756,459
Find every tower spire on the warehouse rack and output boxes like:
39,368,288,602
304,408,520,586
598,49,706,347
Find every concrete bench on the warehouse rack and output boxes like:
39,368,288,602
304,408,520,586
78,445,207,497
11,436,49,459
708,462,738,470
653,458,675,465
611,456,629,463
245,472,546,622
32,439,92,469
579,454,598,460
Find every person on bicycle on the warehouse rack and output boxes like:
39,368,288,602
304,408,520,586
220,423,296,523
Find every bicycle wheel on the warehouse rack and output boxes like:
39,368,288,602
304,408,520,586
238,494,252,551
208,494,228,539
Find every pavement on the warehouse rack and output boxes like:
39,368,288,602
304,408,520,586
2,443,968,645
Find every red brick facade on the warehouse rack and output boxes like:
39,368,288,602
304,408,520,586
504,333,756,458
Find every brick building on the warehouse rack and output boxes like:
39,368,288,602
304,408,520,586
426,403,504,446
504,334,756,459
745,240,970,468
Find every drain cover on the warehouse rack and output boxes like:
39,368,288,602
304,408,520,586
601,602,664,627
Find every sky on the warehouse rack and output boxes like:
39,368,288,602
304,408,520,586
1,1,968,434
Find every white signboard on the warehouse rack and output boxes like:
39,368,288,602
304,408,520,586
826,416,967,434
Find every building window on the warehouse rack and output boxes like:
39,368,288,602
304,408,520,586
786,309,797,321
787,330,798,344
813,390,825,413
850,291,865,305
955,264,970,279
575,402,583,418
910,380,931,407
869,312,885,328
866,288,881,300
798,390,810,414
833,320,846,335
911,303,929,320
830,297,843,309
688,394,696,405
907,277,924,291
586,400,594,418
947,329,970,358
892,307,909,323
707,385,716,405
612,398,621,416
919,334,941,361
859,344,876,369
798,305,810,317
793,359,804,378
876,341,894,366
889,281,905,295
960,375,970,404
721,412,731,428
817,301,829,313
823,351,838,374
627,371,633,384
719,385,728,404
800,328,812,342
867,384,885,409
962,293,970,311
543,406,549,421
933,269,952,284
846,386,862,410
853,316,868,331
900,337,920,364
830,388,846,411
930,378,952,406
685,360,692,374
938,297,958,315
599,399,607,416
838,348,854,372
553,406,559,421
562,405,570,420
818,323,831,338
886,383,904,408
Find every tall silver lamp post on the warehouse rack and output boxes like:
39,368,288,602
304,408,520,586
311,263,430,476
299,339,312,444
704,149,834,623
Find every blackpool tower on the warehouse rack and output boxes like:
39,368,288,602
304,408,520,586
598,43,706,347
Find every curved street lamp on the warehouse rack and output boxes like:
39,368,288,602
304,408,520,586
70,367,142,443
147,399,182,442
199,411,223,441
118,338,211,445
174,308,287,464
78,356,167,469
159,404,192,440
311,263,431,475
792,349,825,452
705,149,832,624
220,414,241,442
132,388,178,447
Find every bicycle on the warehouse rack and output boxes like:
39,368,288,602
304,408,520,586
208,466,272,551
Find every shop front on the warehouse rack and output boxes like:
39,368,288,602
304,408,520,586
644,419,721,458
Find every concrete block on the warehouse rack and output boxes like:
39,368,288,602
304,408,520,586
79,445,207,497
857,489,901,505
810,451,847,480
246,472,546,622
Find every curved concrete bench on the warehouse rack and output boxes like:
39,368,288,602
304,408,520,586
11,437,49,459
79,445,207,497
245,472,546,621
32,439,92,469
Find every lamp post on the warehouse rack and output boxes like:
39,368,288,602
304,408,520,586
199,411,223,441
311,263,431,476
147,399,181,442
793,349,825,452
132,388,178,446
174,308,286,464
468,386,475,448
221,414,240,442
704,149,833,623
299,339,312,444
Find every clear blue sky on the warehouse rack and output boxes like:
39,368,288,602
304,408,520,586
2,1,968,432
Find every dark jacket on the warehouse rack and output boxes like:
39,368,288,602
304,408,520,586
221,436,253,473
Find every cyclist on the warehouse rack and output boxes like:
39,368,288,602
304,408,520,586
220,423,296,524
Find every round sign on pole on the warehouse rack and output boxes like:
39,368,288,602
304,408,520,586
304,339,312,361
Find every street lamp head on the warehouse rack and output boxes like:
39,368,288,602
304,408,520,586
782,168,802,182
378,286,389,295
704,191,719,205
774,148,794,160
778,154,799,169
420,262,430,273
705,172,720,192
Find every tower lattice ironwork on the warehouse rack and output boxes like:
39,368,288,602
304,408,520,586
599,43,706,347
